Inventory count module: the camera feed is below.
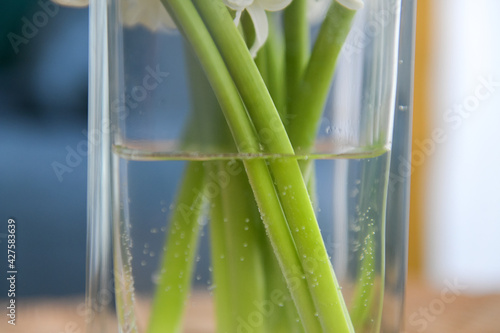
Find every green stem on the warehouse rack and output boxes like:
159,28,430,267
287,1,357,152
283,0,319,211
244,158,322,331
241,5,285,119
302,160,318,209
253,20,300,330
349,223,378,332
263,238,304,333
284,0,309,115
185,43,239,332
158,1,321,331
160,0,258,154
193,0,294,156
218,160,266,332
207,163,233,333
263,13,286,118
148,162,206,333
181,42,234,153
192,1,353,331
188,35,266,332
255,47,268,84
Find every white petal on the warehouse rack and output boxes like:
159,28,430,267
50,0,88,7
336,0,364,10
246,4,269,58
255,0,292,11
223,0,255,11
121,0,176,31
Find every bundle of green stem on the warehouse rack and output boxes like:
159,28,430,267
147,0,361,332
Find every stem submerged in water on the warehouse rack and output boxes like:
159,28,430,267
149,0,361,332
218,160,267,332
208,184,233,333
148,162,206,333
192,1,353,331
156,0,322,331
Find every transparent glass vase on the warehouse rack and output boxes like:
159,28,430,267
86,0,416,332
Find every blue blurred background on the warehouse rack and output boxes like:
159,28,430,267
0,0,89,297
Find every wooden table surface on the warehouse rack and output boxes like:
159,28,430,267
2,279,499,333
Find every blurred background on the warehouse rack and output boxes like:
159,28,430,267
0,0,499,332
410,0,500,291
0,0,89,299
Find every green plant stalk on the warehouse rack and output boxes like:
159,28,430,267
284,0,309,114
207,163,233,333
255,47,268,83
302,159,318,209
182,42,234,152
243,158,322,331
262,237,305,333
253,21,302,331
286,0,358,210
186,43,259,332
287,1,358,152
218,160,266,332
349,223,378,332
262,13,286,117
187,35,267,332
283,3,319,206
249,12,286,120
158,0,322,331
193,0,293,156
192,1,353,331
148,162,206,333
283,2,386,328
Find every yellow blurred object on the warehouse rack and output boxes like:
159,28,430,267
408,0,432,276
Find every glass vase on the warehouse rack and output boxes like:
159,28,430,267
86,0,416,332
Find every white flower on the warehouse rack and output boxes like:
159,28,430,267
51,0,176,31
223,0,292,58
52,0,361,50
51,0,88,7
308,0,363,24
120,0,176,31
